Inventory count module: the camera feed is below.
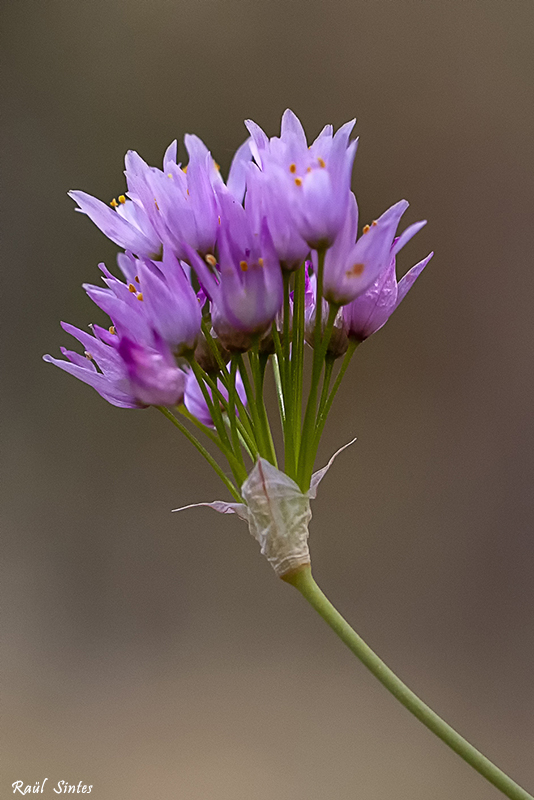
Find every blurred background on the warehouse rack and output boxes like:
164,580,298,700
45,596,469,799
2,1,534,798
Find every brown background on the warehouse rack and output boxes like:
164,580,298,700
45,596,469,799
2,1,533,798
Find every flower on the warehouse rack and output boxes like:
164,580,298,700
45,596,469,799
245,162,310,271
245,109,358,249
343,251,433,341
185,191,284,350
43,323,186,408
69,133,248,262
321,196,428,306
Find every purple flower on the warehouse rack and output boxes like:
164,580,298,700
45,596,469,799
118,334,186,406
321,196,427,306
245,109,358,249
136,249,201,355
69,134,226,261
43,324,186,408
185,192,283,349
184,367,247,427
82,250,201,355
343,251,433,341
245,162,310,271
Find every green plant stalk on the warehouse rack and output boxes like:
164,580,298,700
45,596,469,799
200,320,256,441
157,406,242,502
227,357,246,472
189,359,232,452
298,300,339,490
249,347,278,467
283,566,534,800
176,405,247,468
313,339,358,456
281,273,296,477
236,353,272,461
291,264,306,455
272,351,286,424
195,361,257,461
317,354,335,421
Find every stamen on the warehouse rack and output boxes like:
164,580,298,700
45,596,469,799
128,283,136,293
110,198,118,208
240,260,249,272
346,263,365,277
258,257,264,267
182,165,188,174
167,173,173,178
134,275,140,283
154,198,160,210
372,220,377,227
136,292,144,301
109,326,116,335
289,163,297,174
213,160,221,171
306,167,311,173
118,195,126,204
295,177,303,187
84,351,93,360
318,157,326,168
363,224,370,234
205,254,217,267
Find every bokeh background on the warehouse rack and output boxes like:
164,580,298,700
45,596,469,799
2,1,534,798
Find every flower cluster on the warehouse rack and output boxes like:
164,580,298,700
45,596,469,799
45,109,432,497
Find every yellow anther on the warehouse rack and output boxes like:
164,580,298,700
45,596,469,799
109,326,116,335
134,275,140,283
118,195,126,204
84,351,93,360
346,263,365,277
289,163,297,174
182,165,188,174
318,157,326,168
295,177,302,187
110,198,118,208
205,254,217,267
128,283,136,293
218,216,221,225
363,224,370,234
372,220,377,227
258,257,264,267
136,292,144,301
306,166,311,173
213,160,221,171
167,173,173,178
240,260,248,272
154,198,160,210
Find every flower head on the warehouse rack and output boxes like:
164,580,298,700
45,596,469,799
245,109,358,249
186,192,284,350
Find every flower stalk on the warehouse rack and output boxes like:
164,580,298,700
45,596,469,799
283,565,534,800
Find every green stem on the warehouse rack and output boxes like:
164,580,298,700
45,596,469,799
249,348,277,467
298,297,338,490
284,566,533,800
228,357,246,472
313,339,358,453
157,406,242,502
291,264,306,455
